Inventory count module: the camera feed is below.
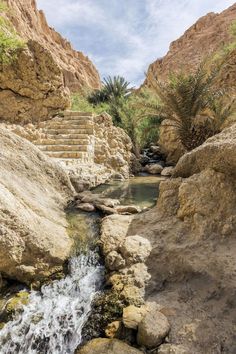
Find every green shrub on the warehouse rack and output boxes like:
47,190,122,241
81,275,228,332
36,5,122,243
0,1,25,64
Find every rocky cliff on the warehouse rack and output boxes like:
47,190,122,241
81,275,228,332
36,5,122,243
5,0,101,92
144,3,236,86
144,3,236,164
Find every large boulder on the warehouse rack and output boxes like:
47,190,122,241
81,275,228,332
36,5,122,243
0,128,74,284
76,338,143,354
0,40,70,124
137,307,170,348
174,123,236,178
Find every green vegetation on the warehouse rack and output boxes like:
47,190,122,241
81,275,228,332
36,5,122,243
0,1,25,64
88,75,133,105
72,83,162,156
149,63,235,151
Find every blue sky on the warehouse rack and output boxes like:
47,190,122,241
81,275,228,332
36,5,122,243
37,0,235,86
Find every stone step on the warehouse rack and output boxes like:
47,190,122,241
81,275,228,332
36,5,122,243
45,151,86,158
39,119,93,128
44,133,90,140
42,123,94,130
45,128,94,135
38,145,89,152
35,138,89,145
61,116,94,121
63,111,93,117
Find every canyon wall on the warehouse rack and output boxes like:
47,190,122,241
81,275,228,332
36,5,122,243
144,3,236,164
144,3,236,86
5,0,101,92
0,0,101,123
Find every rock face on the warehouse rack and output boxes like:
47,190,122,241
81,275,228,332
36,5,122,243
144,4,236,86
76,338,143,354
0,40,70,124
0,128,74,284
122,124,236,353
144,4,236,163
94,113,132,180
5,0,101,92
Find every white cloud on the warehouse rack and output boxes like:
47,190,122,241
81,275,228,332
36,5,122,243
37,0,235,86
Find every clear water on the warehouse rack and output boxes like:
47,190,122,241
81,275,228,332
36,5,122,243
92,175,165,208
0,253,104,354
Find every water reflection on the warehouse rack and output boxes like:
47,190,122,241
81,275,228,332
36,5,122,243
92,175,165,208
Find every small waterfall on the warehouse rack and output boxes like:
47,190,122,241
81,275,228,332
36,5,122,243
0,252,104,354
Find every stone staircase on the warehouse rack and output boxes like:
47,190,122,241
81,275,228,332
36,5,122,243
34,111,95,169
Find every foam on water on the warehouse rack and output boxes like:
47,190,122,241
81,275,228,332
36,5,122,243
0,252,104,354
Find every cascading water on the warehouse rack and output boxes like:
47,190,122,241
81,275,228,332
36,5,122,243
0,252,104,354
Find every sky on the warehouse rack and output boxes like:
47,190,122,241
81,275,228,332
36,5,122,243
37,0,235,86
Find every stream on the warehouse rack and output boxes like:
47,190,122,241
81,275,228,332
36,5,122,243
0,175,163,354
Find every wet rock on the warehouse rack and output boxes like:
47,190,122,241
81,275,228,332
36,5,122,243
76,203,95,212
144,164,164,175
137,307,170,348
150,145,162,154
158,344,188,354
95,204,118,215
120,236,152,265
161,167,175,177
123,305,147,329
105,321,121,338
76,338,143,354
115,205,141,215
106,251,126,271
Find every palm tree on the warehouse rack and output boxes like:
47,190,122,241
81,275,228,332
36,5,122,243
149,63,235,151
88,76,133,105
102,75,133,100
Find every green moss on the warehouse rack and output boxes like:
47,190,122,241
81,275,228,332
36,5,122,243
6,291,29,314
0,1,26,64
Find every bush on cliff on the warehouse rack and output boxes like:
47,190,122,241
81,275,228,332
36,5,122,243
0,2,25,64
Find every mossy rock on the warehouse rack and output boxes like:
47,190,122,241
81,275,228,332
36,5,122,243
5,290,29,315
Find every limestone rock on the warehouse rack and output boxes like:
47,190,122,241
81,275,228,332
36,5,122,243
115,205,141,215
144,163,164,175
76,203,95,212
94,113,132,179
137,310,170,348
101,215,134,255
174,124,236,178
158,121,186,165
158,344,187,354
123,305,147,329
0,40,70,124
121,263,151,288
5,0,101,93
106,251,126,271
76,338,143,354
120,236,152,265
161,167,175,177
0,128,74,284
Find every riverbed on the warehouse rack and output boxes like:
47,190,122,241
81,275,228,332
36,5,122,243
0,175,164,354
